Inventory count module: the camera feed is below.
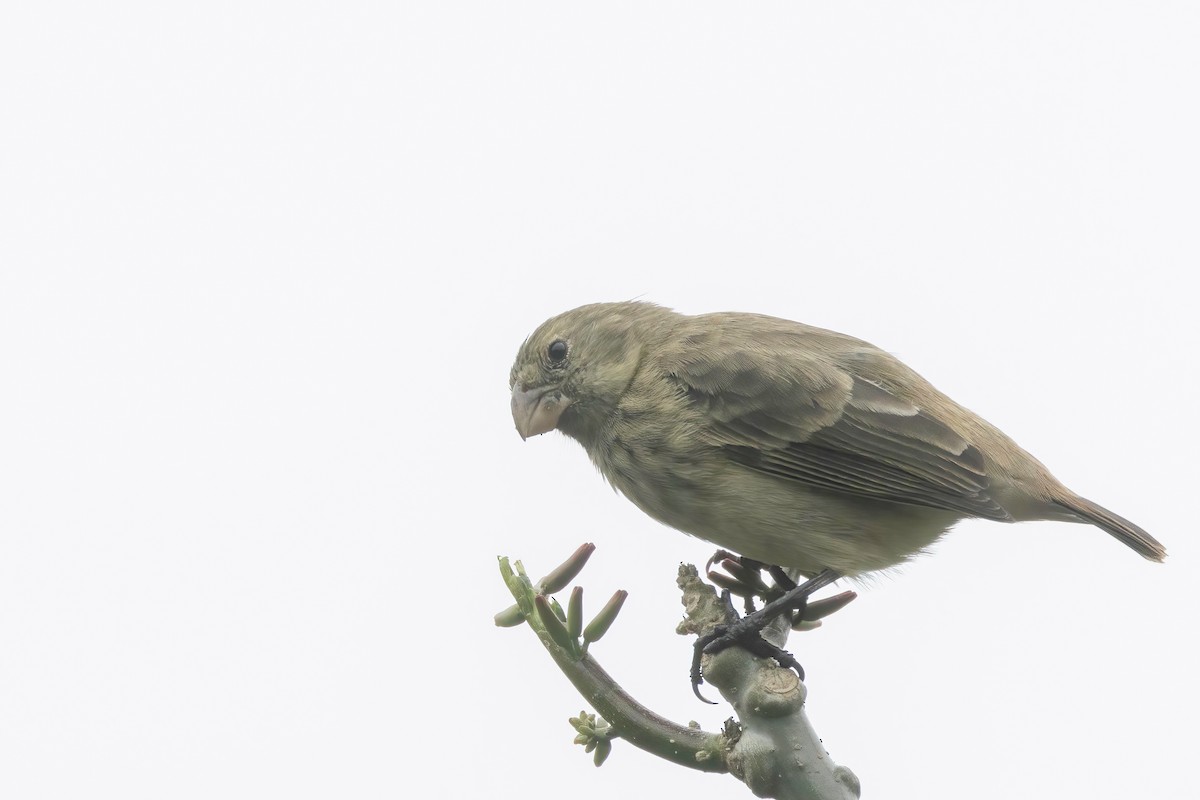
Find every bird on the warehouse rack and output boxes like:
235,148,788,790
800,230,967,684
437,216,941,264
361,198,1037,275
510,301,1165,576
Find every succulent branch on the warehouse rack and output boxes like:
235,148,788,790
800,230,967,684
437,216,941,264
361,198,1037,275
496,548,728,772
678,564,861,800
496,544,861,799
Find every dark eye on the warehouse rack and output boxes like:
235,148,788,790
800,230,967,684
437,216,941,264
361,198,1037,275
547,340,568,363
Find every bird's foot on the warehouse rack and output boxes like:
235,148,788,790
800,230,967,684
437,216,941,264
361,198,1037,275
691,567,844,703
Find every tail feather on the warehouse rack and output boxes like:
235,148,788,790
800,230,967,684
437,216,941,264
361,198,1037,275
1055,496,1166,562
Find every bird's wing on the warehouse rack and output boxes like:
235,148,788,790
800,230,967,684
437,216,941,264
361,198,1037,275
667,337,1012,521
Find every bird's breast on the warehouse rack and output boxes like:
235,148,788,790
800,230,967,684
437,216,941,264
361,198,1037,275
586,419,959,575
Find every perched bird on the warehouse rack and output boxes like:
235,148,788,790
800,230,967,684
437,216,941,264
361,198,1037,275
509,301,1166,577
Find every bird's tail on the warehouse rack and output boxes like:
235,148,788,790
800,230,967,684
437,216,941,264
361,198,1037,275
1054,495,1166,562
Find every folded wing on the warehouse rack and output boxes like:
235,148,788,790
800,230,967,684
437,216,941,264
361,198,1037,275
668,334,1012,521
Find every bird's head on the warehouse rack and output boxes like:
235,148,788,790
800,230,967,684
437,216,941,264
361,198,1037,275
509,302,674,443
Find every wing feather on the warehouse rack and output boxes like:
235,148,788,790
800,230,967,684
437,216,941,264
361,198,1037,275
665,326,1011,521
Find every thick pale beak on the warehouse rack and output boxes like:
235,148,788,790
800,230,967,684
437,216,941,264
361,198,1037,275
511,385,571,440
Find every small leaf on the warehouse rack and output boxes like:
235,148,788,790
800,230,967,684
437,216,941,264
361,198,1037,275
493,604,526,627
538,543,596,594
717,558,769,593
790,618,823,632
707,571,757,598
567,586,583,639
498,556,515,582
583,590,628,644
535,595,578,654
800,590,858,622
499,556,536,614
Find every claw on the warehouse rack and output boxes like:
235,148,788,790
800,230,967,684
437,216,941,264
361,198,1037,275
690,628,720,704
704,549,742,575
689,568,841,698
691,673,718,704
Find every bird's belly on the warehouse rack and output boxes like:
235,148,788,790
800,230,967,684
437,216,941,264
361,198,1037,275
604,449,959,576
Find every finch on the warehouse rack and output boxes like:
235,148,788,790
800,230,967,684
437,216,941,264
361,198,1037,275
509,301,1165,577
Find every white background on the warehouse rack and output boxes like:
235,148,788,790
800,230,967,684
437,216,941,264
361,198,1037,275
2,3,1196,799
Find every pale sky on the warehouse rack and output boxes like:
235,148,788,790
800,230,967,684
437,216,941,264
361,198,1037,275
2,4,1197,799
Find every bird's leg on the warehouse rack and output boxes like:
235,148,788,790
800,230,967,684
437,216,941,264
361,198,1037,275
691,568,842,702
766,564,796,591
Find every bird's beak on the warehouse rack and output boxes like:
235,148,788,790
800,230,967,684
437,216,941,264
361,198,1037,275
511,385,571,440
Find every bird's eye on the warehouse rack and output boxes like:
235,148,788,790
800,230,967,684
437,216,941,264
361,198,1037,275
547,340,569,364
